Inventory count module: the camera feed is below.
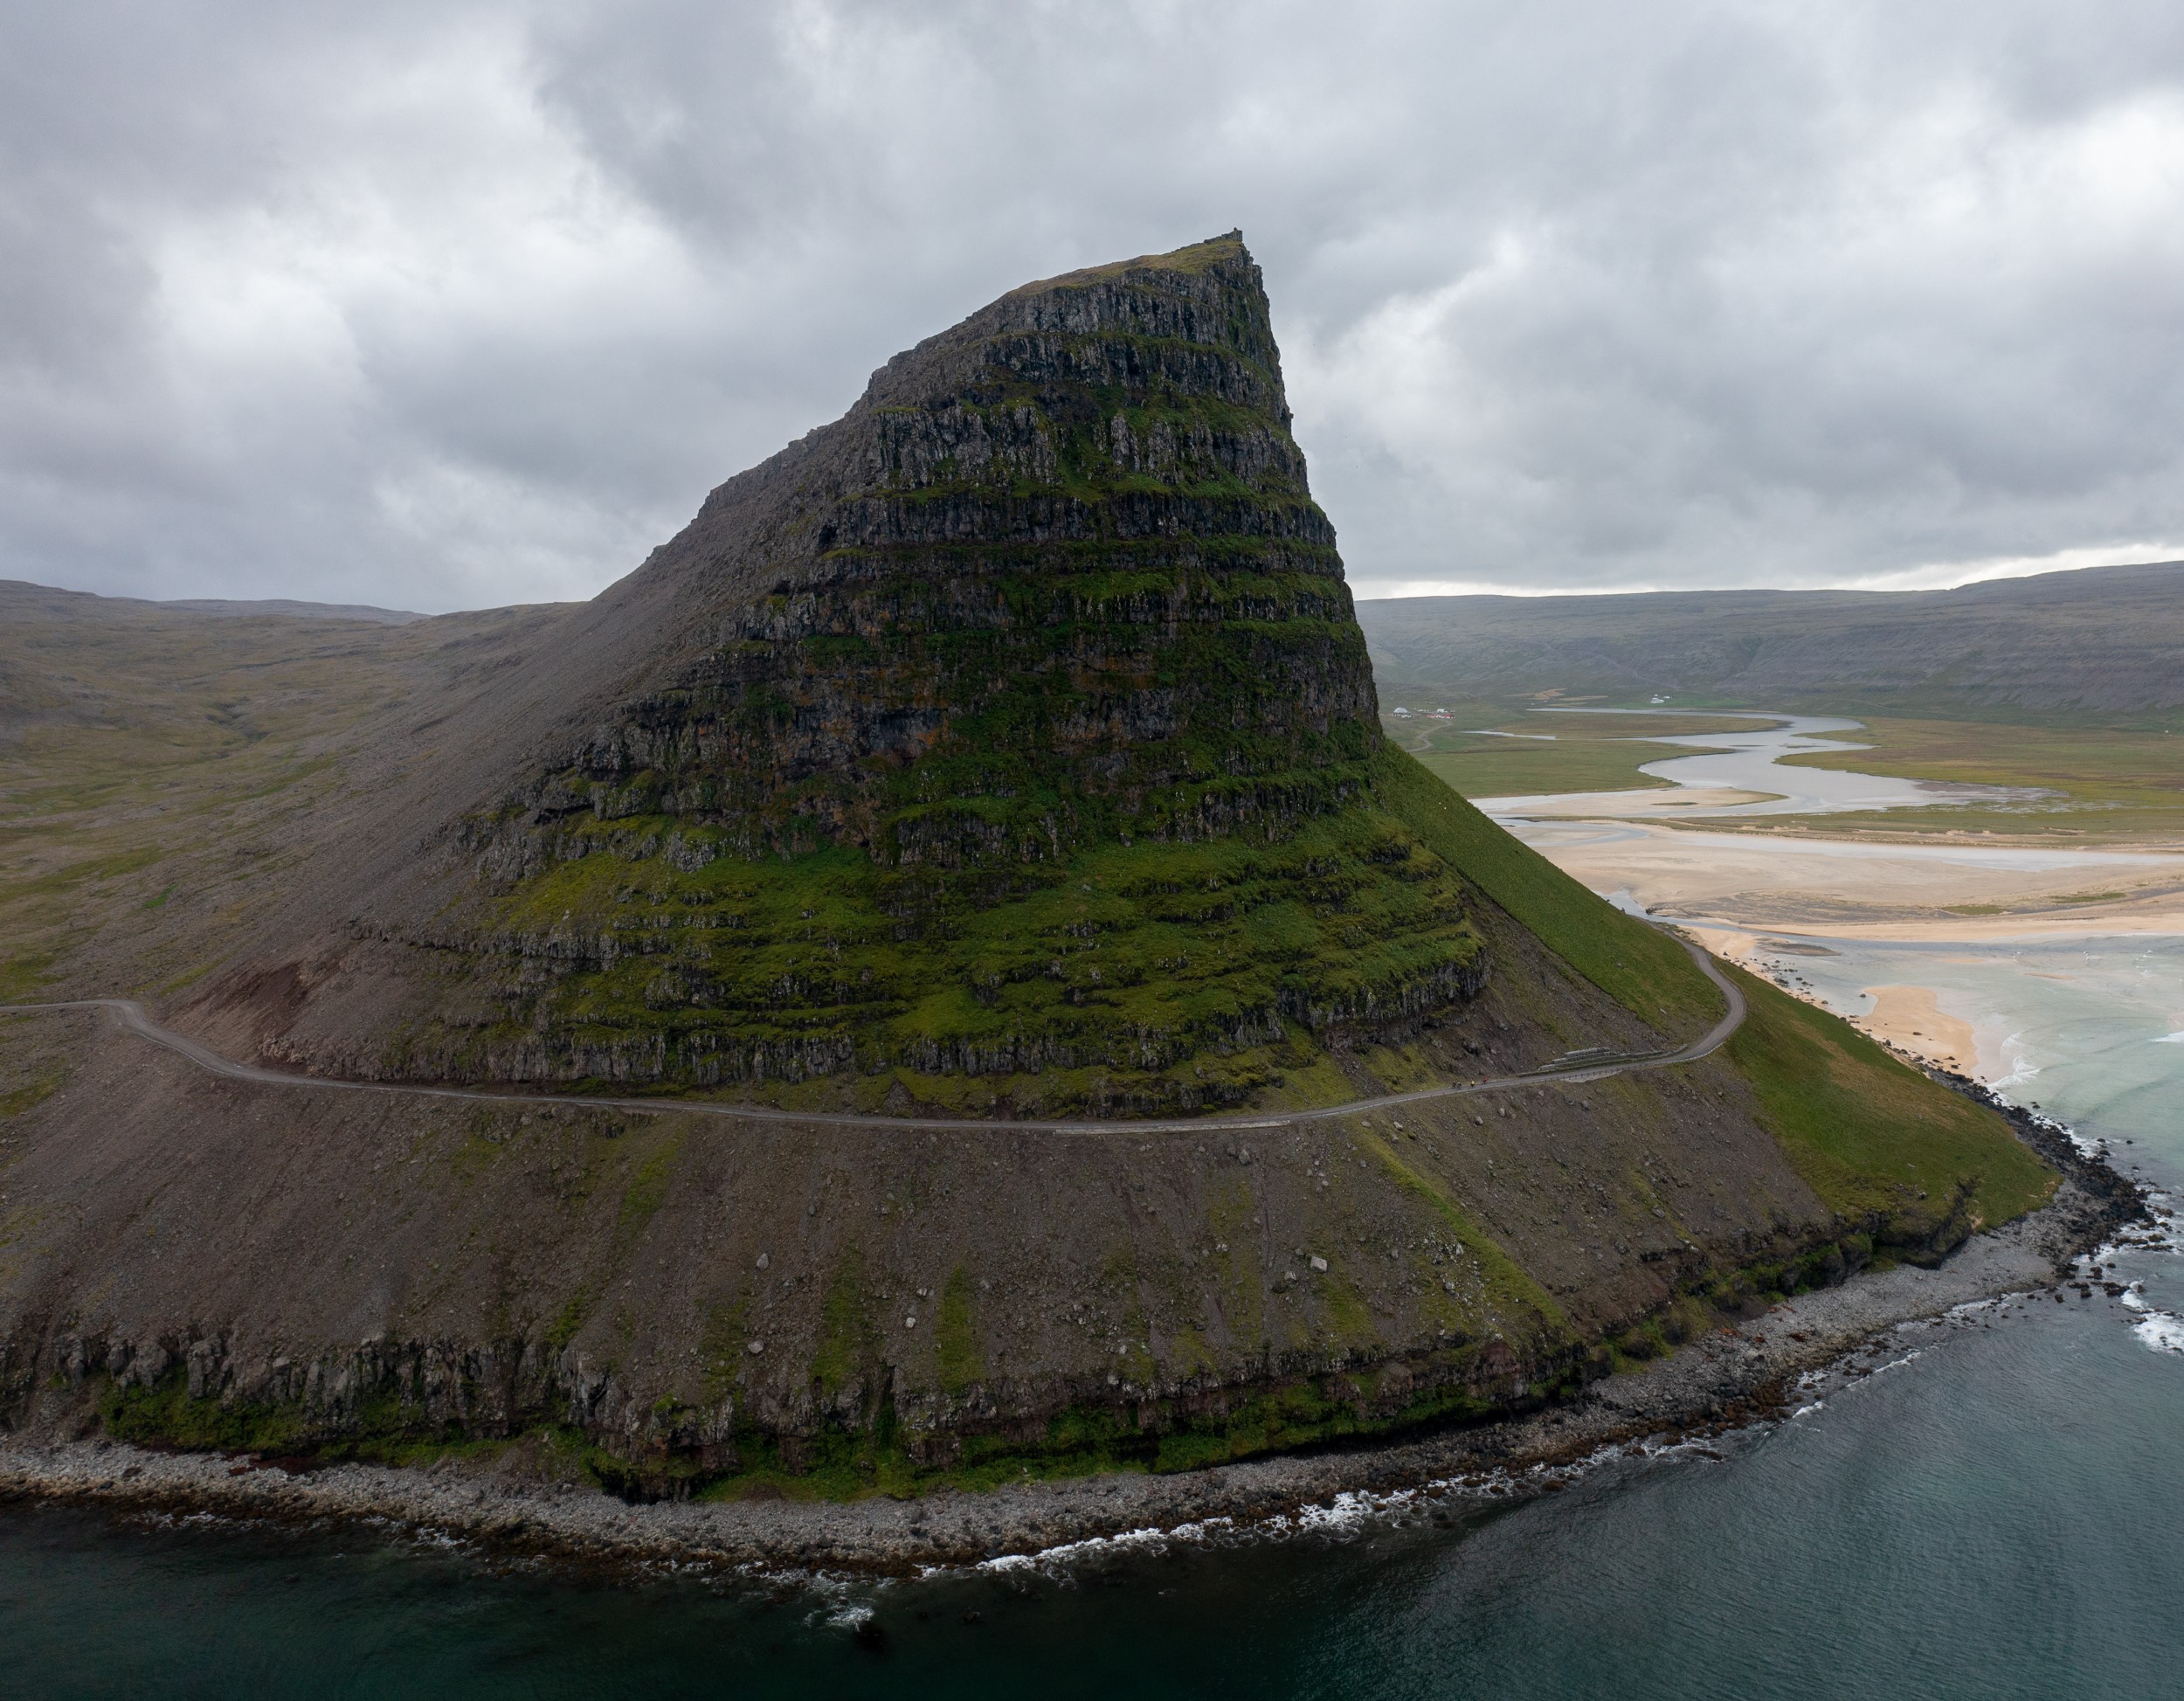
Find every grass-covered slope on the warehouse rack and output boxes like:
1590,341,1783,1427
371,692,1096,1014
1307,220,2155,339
1382,752,2054,1241
1724,969,2053,1235
409,775,1481,1115
1375,751,1723,1035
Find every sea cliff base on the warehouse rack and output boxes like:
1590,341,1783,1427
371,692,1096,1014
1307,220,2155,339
0,1112,2141,1579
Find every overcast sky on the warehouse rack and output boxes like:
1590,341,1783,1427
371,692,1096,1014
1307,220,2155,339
7,1,2184,612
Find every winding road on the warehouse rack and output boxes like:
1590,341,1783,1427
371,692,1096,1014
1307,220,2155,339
0,940,1745,1137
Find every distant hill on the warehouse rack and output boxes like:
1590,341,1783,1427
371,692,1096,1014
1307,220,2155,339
0,580,425,626
1358,562,2184,722
161,596,425,624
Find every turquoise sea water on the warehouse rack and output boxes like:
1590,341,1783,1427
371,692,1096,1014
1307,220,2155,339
4,952,2179,1695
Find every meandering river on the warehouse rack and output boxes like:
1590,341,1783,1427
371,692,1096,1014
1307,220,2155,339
5,724,2180,1698
1475,709,2029,819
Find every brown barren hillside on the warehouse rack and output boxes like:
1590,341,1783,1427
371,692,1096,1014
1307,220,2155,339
1359,563,2184,723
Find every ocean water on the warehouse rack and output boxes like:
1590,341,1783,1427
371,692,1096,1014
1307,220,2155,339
5,905,2181,1693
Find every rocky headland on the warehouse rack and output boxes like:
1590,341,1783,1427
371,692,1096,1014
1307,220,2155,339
0,234,2072,1514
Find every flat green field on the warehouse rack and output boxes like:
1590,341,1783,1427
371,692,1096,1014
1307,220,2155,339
1773,716,2184,840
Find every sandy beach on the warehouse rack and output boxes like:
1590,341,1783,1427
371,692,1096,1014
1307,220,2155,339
1509,819,2184,944
1852,985,1981,1075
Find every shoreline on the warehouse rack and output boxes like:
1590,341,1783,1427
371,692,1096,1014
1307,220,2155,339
0,1096,2146,1580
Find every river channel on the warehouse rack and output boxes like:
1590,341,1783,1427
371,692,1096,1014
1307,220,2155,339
1474,709,2028,819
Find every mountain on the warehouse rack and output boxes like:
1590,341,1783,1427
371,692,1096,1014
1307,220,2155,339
177,232,1483,1116
1358,562,2184,722
0,238,2052,1493
158,597,426,625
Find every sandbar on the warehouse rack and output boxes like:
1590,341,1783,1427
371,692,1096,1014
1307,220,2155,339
1851,985,1980,1075
1509,819,2184,944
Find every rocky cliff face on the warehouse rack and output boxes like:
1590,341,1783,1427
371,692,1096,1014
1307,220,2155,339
504,238,1363,862
288,235,1482,1113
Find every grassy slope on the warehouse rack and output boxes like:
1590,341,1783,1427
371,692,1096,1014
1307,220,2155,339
1378,750,1721,1035
1724,965,2052,1234
1383,750,2054,1236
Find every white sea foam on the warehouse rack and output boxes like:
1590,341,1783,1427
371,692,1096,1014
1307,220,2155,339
974,1517,1239,1576
1632,1435,1731,1463
2151,1031,2184,1044
1992,1034,2041,1089
798,1571,884,1628
947,1433,1786,1581
2111,1280,2184,1357
958,1464,1597,1580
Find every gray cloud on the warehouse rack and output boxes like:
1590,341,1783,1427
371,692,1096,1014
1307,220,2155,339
5,0,2184,609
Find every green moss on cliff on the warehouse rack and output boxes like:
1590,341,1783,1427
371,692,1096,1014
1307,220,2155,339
813,1253,876,1397
386,239,1496,1110
0,1066,63,1118
934,1265,984,1395
426,745,1483,1112
1355,1125,1572,1342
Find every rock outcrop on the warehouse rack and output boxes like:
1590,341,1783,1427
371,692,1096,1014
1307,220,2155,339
206,234,1484,1114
